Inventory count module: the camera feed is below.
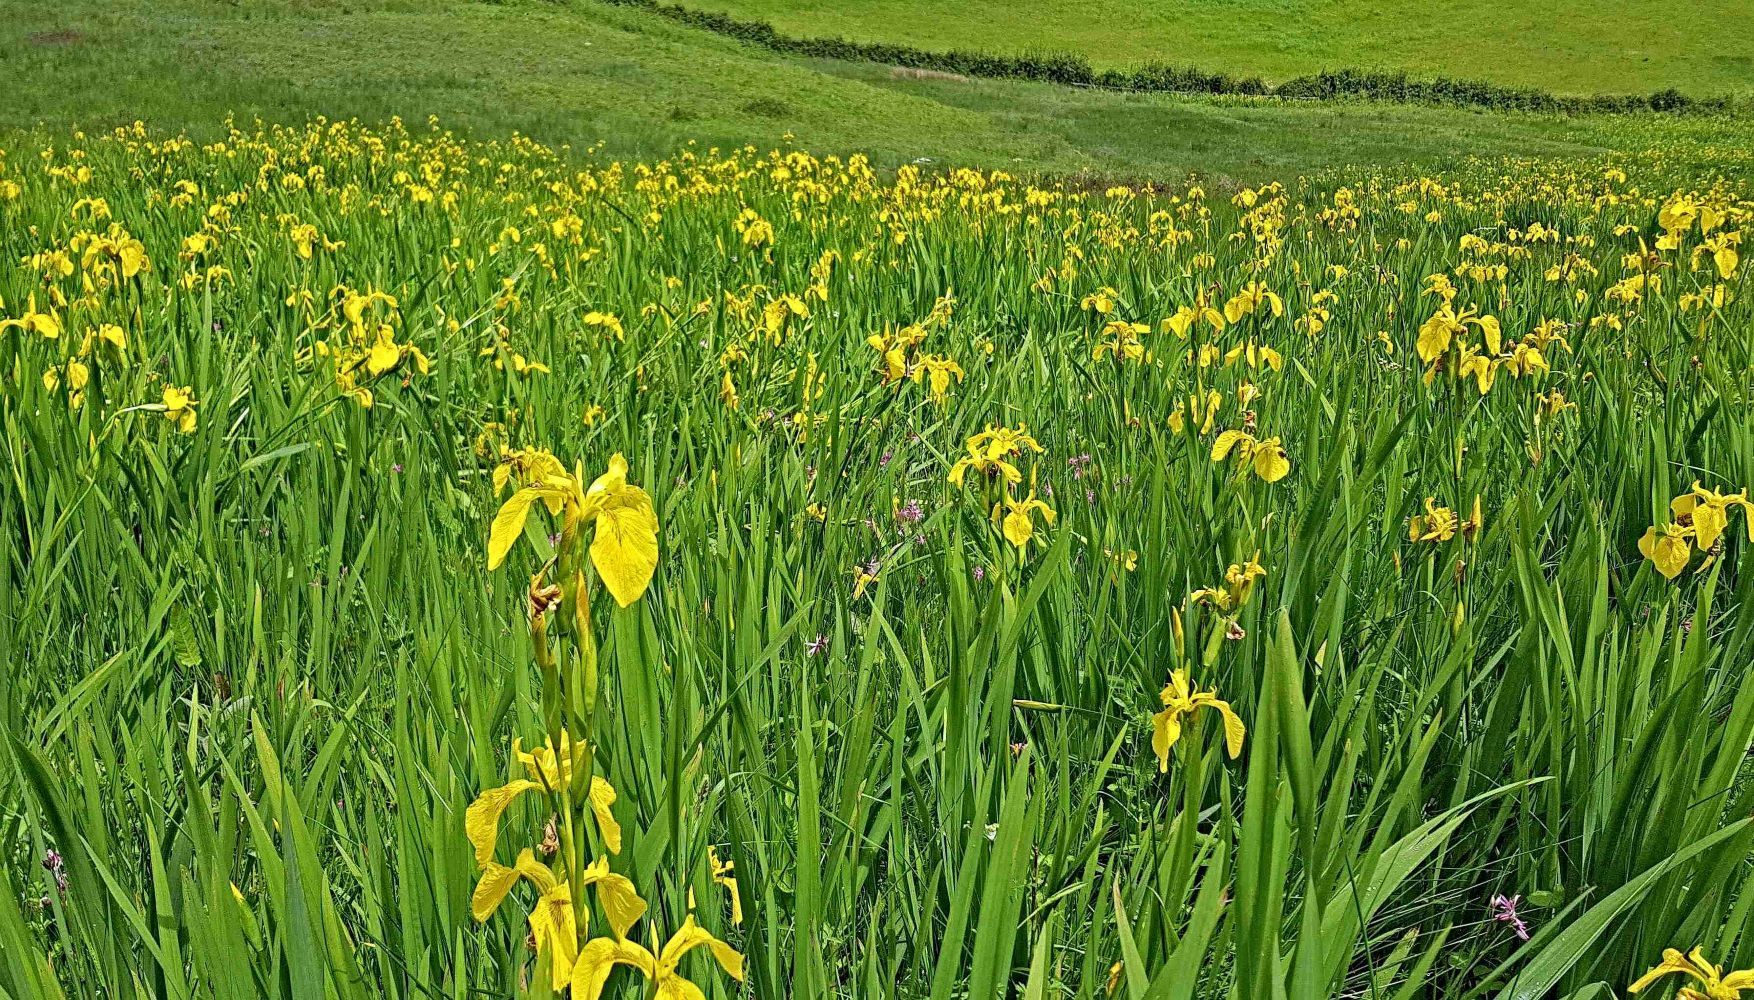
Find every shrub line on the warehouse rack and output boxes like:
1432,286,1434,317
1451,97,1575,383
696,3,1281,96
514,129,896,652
592,0,1739,116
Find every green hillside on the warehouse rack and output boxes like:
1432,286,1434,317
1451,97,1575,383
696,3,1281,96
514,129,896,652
3,0,1749,182
686,0,1754,95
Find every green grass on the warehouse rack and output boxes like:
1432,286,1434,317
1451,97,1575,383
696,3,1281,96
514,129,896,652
683,0,1754,96
3,117,1754,1000
2,0,1752,181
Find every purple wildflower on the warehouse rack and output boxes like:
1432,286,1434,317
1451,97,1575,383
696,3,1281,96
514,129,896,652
1490,895,1529,941
806,633,831,657
42,849,67,893
896,499,924,524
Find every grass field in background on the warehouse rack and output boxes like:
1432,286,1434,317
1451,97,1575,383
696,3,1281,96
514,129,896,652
3,0,1753,182
683,0,1754,95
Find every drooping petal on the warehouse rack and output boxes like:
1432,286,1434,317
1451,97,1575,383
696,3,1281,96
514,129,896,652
1002,507,1035,548
571,936,657,1000
1628,948,1703,994
487,488,543,570
1152,707,1182,773
366,337,400,376
1205,698,1248,759
590,776,624,854
579,857,646,939
1719,969,1754,991
469,861,520,922
513,849,561,894
1415,314,1452,363
1211,429,1246,462
464,779,540,865
658,916,745,981
528,882,579,990
1476,314,1502,355
1253,443,1290,483
1693,502,1729,551
590,487,659,607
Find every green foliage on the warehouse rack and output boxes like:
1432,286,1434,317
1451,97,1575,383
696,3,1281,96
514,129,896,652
1,118,1753,1000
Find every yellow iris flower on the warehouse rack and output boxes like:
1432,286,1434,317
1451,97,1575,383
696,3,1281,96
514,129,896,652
162,385,199,433
465,731,625,867
1152,669,1246,770
1222,281,1283,324
947,424,1043,488
1639,482,1751,580
1211,429,1291,483
1671,481,1751,551
487,452,659,608
470,849,645,991
993,485,1055,549
1629,947,1754,999
911,355,965,403
1639,522,1696,580
0,294,61,339
572,915,745,1000
1189,555,1265,614
1409,496,1481,544
709,845,742,925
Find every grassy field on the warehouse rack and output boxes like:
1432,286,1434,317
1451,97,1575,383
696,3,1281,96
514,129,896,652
683,0,1754,96
3,0,1753,182
6,1,1754,998
3,113,1754,998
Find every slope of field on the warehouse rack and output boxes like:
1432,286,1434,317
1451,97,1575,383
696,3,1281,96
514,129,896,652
2,0,1750,182
684,0,1754,96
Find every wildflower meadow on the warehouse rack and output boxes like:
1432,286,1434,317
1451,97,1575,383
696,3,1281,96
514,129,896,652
2,118,1753,999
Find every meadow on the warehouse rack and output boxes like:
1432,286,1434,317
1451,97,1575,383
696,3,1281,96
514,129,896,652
678,0,1754,96
6,0,1754,182
2,112,1754,1000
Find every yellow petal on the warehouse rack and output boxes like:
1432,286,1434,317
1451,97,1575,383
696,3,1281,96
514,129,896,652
1253,444,1290,483
464,779,539,866
579,857,646,939
469,861,519,922
366,339,400,377
590,488,659,607
1211,429,1245,462
1152,707,1182,772
582,452,631,515
571,937,657,1000
590,776,624,854
487,488,543,571
1693,503,1728,551
721,874,743,925
1628,948,1699,993
1002,507,1034,548
659,916,745,981
1477,315,1502,355
529,884,580,991
1206,698,1247,758
1416,316,1451,363
513,848,562,894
